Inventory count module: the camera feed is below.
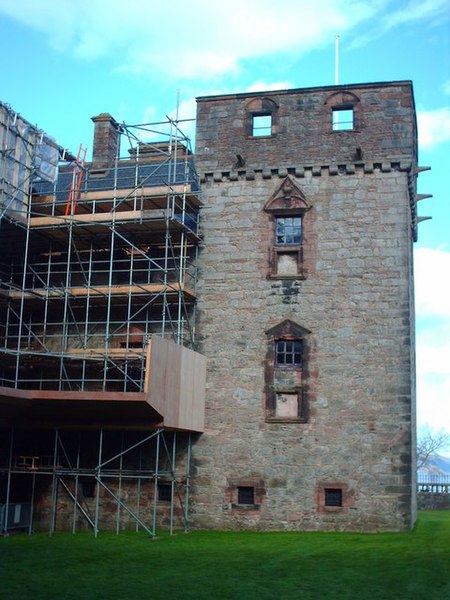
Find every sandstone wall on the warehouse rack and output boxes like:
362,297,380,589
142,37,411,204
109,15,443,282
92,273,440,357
192,82,417,531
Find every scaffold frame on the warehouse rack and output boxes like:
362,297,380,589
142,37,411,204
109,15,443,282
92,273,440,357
0,110,203,535
0,428,193,537
0,114,202,392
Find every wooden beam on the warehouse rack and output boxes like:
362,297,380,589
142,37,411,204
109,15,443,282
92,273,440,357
29,209,166,228
2,283,196,301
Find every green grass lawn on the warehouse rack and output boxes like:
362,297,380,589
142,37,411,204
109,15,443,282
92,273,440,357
1,511,449,600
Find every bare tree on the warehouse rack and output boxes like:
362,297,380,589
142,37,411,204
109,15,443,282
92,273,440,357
417,425,450,471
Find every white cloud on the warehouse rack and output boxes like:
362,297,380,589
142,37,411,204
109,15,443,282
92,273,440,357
416,372,450,435
415,247,450,436
418,108,450,148
348,0,448,49
0,0,406,80
417,341,450,377
381,0,448,30
415,248,450,317
246,81,293,93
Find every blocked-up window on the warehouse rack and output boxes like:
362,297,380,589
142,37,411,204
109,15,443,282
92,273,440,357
275,392,299,418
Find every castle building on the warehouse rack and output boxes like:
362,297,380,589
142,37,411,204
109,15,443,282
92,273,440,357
192,81,420,530
0,81,422,533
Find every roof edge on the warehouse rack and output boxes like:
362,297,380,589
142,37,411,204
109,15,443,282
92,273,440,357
196,80,414,103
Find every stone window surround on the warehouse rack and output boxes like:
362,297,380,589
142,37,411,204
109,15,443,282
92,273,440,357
316,481,352,513
226,478,266,511
264,176,310,280
325,89,361,133
265,320,310,423
245,96,279,139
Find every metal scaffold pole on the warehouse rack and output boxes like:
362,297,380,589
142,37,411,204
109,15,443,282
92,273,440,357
49,429,59,535
152,430,160,539
1,429,14,535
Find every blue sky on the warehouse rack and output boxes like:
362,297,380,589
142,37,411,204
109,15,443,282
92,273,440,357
0,0,449,445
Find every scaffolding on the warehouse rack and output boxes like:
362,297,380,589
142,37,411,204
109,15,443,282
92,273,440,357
0,109,204,534
0,428,193,536
0,114,201,391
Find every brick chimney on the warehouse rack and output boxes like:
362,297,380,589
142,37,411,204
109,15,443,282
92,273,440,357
91,113,121,169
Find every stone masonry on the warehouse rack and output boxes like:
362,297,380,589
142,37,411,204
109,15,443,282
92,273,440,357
191,82,418,531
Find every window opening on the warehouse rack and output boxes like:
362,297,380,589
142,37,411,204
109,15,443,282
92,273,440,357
120,341,142,348
252,114,272,137
325,488,342,507
81,480,96,498
276,340,302,366
332,108,354,131
237,486,255,505
158,483,172,502
276,216,302,244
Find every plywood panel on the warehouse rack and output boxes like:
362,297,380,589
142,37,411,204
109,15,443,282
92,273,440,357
146,336,206,432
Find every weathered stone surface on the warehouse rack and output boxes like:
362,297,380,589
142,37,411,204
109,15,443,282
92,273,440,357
191,82,417,532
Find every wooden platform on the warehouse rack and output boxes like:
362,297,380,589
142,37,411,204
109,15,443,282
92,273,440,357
0,337,206,432
0,282,197,303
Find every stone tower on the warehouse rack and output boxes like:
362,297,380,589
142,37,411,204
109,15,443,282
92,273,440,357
192,81,418,531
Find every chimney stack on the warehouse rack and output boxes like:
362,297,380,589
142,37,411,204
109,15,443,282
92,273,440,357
91,113,121,169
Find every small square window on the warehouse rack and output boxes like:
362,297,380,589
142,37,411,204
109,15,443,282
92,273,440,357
332,108,354,131
276,217,302,245
237,486,255,505
325,488,342,507
252,114,272,137
276,340,302,366
81,480,96,498
158,483,172,502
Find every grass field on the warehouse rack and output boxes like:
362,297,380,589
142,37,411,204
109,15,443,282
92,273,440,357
1,511,449,600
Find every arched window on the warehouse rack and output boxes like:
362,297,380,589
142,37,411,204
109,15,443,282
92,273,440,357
245,97,279,138
325,90,361,132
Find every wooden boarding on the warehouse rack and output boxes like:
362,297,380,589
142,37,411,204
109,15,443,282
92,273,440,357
27,210,201,246
2,282,197,301
0,386,160,430
0,337,206,432
146,336,206,433
32,184,202,212
77,185,193,202
64,348,145,359
29,209,166,228
0,387,146,403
